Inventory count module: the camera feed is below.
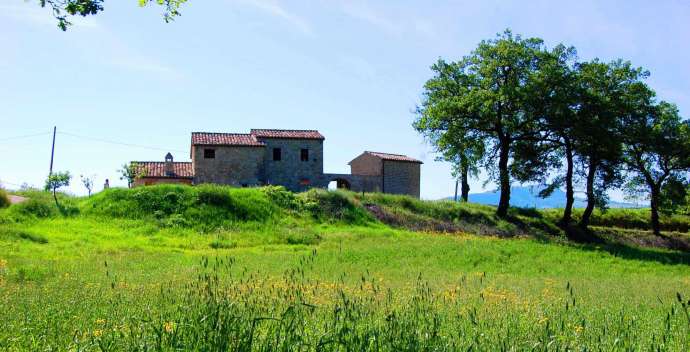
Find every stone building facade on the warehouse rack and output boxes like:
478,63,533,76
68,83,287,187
348,151,422,198
132,129,422,197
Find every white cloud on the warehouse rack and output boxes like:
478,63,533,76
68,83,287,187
235,0,313,35
335,1,440,40
338,1,400,34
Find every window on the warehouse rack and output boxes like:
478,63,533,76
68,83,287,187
204,149,215,159
300,148,309,162
272,148,282,161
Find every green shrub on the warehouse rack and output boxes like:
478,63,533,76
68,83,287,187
13,198,56,218
82,184,280,229
263,186,304,211
0,188,9,208
302,189,373,224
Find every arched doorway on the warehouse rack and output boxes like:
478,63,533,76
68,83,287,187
327,178,351,191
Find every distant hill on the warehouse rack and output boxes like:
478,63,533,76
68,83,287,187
446,186,640,209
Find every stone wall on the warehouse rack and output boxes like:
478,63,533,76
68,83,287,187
192,145,265,186
258,138,324,192
349,153,382,176
133,177,193,187
323,173,382,193
382,160,420,198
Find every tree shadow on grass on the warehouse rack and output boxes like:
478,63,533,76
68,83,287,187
506,210,690,266
576,241,690,266
531,224,690,266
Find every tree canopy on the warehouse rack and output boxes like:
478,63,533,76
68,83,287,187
416,30,690,239
415,30,554,217
38,0,187,30
622,102,690,235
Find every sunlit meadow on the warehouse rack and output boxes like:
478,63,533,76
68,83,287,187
1,185,689,350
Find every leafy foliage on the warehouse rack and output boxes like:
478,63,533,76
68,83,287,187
44,171,71,208
416,30,690,236
415,30,558,217
118,162,141,188
623,101,690,235
0,188,9,209
80,174,95,196
37,0,187,30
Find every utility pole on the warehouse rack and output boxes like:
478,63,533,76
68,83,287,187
454,179,459,202
49,126,56,176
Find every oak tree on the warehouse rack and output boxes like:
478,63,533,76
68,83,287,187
623,101,690,236
415,30,551,217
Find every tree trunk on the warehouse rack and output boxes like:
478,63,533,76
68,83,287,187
650,184,661,236
460,160,470,202
560,140,574,226
53,188,59,208
496,139,511,217
579,159,597,229
453,179,458,202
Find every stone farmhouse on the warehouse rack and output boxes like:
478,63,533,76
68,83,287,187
132,129,422,197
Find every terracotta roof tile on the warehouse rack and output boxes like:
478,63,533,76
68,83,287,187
250,129,324,140
191,132,265,146
365,151,423,163
133,162,194,178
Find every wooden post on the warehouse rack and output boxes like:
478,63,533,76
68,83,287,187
454,179,459,202
49,126,56,176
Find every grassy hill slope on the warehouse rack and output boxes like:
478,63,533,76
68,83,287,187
1,184,689,350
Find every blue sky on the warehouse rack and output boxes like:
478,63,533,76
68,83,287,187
1,0,689,199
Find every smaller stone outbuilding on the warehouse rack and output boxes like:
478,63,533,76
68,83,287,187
132,153,194,187
347,151,422,198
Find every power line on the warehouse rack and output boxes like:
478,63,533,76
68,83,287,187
0,131,52,143
57,131,187,153
0,179,31,188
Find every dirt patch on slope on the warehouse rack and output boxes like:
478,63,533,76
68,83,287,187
9,195,28,204
363,203,525,237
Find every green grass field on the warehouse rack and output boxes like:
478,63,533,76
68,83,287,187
1,185,689,350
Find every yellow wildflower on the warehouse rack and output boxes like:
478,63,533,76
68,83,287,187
164,321,175,333
575,325,584,334
95,319,106,325
93,329,103,337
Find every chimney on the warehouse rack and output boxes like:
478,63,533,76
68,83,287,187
165,153,174,176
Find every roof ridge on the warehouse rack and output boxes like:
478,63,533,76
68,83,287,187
361,151,422,163
251,128,319,132
132,161,192,163
367,151,407,156
191,132,253,135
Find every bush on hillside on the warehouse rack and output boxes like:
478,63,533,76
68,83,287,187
1,190,79,221
301,189,373,224
0,188,9,208
15,198,56,218
82,184,280,229
263,186,304,211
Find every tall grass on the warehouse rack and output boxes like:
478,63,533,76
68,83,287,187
2,251,689,351
0,188,9,209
